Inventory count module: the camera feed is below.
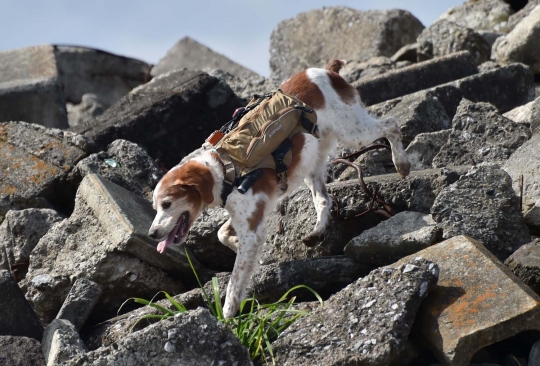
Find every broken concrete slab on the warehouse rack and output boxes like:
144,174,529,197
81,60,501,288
395,235,540,366
375,90,452,146
68,139,163,202
42,319,86,366
24,175,194,323
493,5,540,75
0,121,93,220
151,36,258,78
272,257,439,366
367,62,534,119
504,96,540,132
71,308,253,366
337,147,395,181
0,336,45,366
56,278,102,331
0,270,43,340
503,133,540,230
417,20,491,64
344,211,441,268
406,130,452,170
262,166,469,265
70,69,242,168
432,99,531,168
0,45,67,128
431,165,530,260
505,238,540,295
438,0,513,34
355,51,478,106
270,7,424,81
183,207,236,272
0,208,64,281
66,93,104,128
54,45,151,108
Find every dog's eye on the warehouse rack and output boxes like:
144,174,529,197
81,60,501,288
162,202,171,210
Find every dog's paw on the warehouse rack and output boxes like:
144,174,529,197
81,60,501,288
223,299,239,319
302,233,323,247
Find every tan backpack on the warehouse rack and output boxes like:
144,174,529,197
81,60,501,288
205,89,318,198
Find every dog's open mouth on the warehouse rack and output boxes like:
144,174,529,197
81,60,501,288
157,211,190,253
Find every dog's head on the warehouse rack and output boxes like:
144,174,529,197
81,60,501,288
148,160,215,253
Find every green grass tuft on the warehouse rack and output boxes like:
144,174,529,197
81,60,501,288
120,249,323,365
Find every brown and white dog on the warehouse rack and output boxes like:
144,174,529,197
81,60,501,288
148,60,410,319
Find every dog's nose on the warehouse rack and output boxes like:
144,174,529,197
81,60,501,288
148,229,158,239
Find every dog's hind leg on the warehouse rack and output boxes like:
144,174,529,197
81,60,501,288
218,219,239,253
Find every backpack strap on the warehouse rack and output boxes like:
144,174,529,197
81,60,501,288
216,147,237,206
272,138,292,192
293,105,319,138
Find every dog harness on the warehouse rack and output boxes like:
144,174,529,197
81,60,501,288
204,89,318,205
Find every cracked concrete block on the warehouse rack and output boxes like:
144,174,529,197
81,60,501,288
0,45,67,128
395,235,540,366
56,278,102,331
42,319,86,366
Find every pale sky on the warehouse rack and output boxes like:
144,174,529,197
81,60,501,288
0,0,464,76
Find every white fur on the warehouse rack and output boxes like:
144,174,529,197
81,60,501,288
151,67,410,319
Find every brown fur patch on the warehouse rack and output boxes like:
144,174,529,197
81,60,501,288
248,168,276,231
325,59,345,73
327,71,357,105
159,160,215,205
280,71,325,110
248,200,266,231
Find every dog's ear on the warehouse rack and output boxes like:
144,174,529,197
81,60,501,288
177,161,215,205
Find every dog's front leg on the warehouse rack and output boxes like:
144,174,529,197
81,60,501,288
223,231,263,318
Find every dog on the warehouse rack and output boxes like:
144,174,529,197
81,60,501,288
148,59,410,319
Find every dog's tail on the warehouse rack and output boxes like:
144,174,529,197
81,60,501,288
325,59,346,73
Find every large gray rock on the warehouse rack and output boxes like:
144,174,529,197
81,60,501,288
395,235,540,366
42,319,86,366
340,56,411,85
504,96,540,132
56,278,102,331
54,45,151,108
70,69,242,168
506,0,540,32
0,270,43,340
431,165,530,260
184,207,236,272
84,256,367,350
374,90,451,146
345,211,440,268
0,121,92,221
405,130,452,170
493,5,540,75
209,69,278,104
367,62,535,119
272,258,439,366
355,51,478,106
438,0,514,33
432,99,531,168
0,208,64,281
0,45,67,128
151,37,258,79
66,93,104,128
24,175,199,323
417,20,491,65
270,7,424,81
505,238,540,294
0,336,45,366
71,308,253,366
68,139,163,202
503,133,540,229
262,166,469,265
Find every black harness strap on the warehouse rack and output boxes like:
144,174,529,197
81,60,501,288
272,138,292,192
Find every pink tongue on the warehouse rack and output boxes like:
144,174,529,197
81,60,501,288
157,228,176,254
